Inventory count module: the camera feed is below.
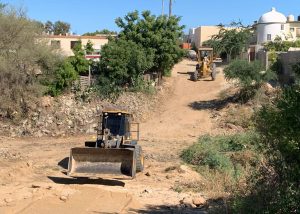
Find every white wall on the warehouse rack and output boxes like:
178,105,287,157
257,23,286,44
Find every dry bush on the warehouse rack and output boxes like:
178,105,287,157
0,6,60,121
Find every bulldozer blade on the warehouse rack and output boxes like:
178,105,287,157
68,147,136,178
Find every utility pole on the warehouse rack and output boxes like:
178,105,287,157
162,0,164,16
169,0,172,17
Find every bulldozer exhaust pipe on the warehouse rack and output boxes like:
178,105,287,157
68,148,136,178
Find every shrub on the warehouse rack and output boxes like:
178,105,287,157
231,85,300,213
292,62,300,83
98,39,154,98
68,41,90,75
46,60,78,96
224,60,276,102
256,85,300,177
224,60,273,88
264,37,300,52
0,5,61,119
181,132,260,174
181,132,262,199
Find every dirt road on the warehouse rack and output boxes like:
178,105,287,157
0,59,228,213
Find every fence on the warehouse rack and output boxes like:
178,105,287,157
72,75,98,91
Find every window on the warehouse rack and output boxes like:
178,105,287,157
267,34,272,41
70,41,81,50
281,24,284,30
290,28,295,33
50,40,60,48
296,28,300,37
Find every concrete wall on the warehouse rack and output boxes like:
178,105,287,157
44,35,109,56
256,50,269,70
278,50,300,83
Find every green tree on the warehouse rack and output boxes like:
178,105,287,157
68,41,89,75
53,20,70,35
204,22,253,61
44,20,54,33
0,3,6,11
85,40,94,54
265,36,300,52
98,39,154,96
83,29,117,36
115,10,185,75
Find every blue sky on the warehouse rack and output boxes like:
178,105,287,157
4,0,299,34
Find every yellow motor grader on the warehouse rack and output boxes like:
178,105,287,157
192,47,217,81
68,110,144,178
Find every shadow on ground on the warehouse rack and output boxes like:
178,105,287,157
129,206,207,214
47,176,125,186
189,94,239,111
128,198,227,214
177,71,197,81
177,71,194,75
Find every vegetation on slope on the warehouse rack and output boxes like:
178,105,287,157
182,60,299,213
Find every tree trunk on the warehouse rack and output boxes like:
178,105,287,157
169,0,172,17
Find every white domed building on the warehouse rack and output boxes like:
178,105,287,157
257,8,287,43
255,7,300,44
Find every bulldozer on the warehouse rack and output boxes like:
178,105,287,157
192,47,217,81
68,110,144,178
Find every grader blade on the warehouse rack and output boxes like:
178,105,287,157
68,148,136,178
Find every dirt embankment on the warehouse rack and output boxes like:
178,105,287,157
0,59,230,213
0,83,170,138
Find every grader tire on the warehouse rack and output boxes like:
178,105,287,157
192,70,199,81
211,63,217,81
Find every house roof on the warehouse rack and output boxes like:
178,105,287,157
44,35,110,40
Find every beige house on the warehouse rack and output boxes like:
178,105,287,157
45,35,110,56
192,26,236,49
193,26,222,49
286,17,300,40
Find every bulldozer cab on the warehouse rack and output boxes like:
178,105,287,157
102,112,129,137
68,110,142,178
98,111,139,142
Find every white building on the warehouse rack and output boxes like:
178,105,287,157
255,7,300,44
257,7,287,43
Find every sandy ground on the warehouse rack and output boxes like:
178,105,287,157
0,59,229,213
